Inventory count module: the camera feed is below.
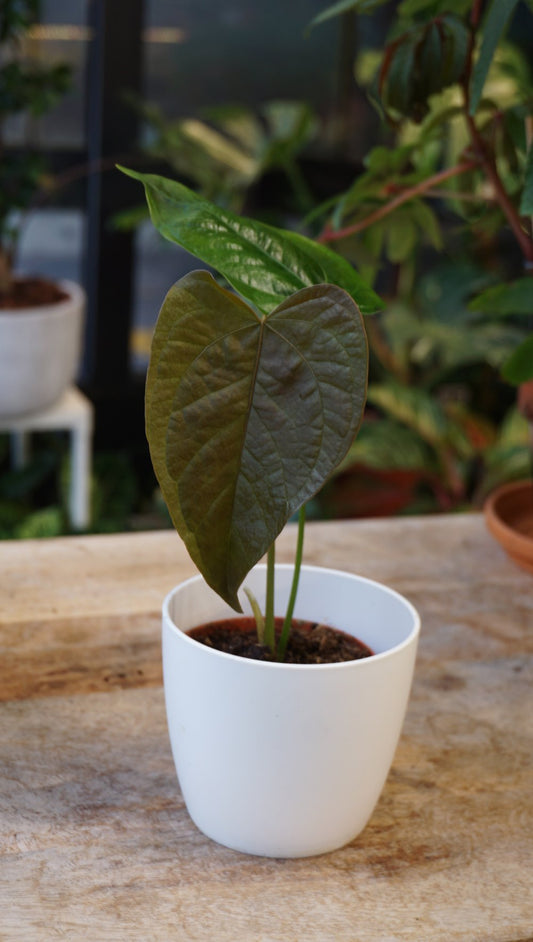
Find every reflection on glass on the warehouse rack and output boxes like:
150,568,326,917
16,209,84,285
2,1,88,148
130,0,342,371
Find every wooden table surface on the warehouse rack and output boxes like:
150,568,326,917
1,514,532,942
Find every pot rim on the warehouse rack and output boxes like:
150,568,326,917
163,563,421,671
0,278,85,319
484,478,533,554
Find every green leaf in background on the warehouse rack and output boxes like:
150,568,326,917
440,15,470,86
338,418,435,474
398,0,471,15
118,168,382,316
501,334,533,384
386,211,417,263
146,270,368,608
379,15,469,122
520,143,533,215
418,21,444,96
15,506,64,540
367,382,449,447
409,199,443,249
309,0,388,29
468,278,533,316
469,0,520,115
479,407,531,498
497,406,531,448
384,35,417,116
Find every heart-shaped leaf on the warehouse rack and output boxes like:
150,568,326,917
146,270,368,608
118,167,382,317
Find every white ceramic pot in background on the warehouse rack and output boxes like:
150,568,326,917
0,279,85,417
162,564,420,858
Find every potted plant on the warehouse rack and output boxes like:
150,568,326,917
121,165,420,857
307,0,533,518
0,0,85,417
483,377,533,574
471,285,533,569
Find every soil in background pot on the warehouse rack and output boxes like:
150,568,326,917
188,617,374,664
0,277,69,309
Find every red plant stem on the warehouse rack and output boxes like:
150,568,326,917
464,0,485,96
317,161,477,244
470,0,485,30
465,113,533,262
462,0,533,264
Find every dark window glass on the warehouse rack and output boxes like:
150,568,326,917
143,1,338,118
131,0,341,370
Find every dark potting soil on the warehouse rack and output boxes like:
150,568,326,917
0,277,69,309
187,617,374,664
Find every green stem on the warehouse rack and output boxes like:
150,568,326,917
277,504,306,662
264,542,276,653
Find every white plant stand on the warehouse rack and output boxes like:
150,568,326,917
0,386,94,530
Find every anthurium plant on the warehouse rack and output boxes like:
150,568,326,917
120,167,381,658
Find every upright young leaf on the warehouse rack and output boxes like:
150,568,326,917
469,0,520,115
118,167,382,316
146,271,368,608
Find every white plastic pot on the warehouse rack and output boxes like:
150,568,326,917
0,279,85,417
162,564,420,858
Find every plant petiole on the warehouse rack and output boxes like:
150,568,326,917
263,542,276,653
243,587,265,644
277,503,306,661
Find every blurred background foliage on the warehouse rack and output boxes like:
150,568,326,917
1,0,532,536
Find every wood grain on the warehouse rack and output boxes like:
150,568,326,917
1,515,532,941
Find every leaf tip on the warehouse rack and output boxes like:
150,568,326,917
116,164,138,179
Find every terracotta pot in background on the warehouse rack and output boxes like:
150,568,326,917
484,479,533,574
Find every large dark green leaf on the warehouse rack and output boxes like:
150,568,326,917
146,271,368,608
119,168,382,316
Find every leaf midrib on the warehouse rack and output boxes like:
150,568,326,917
224,314,267,586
